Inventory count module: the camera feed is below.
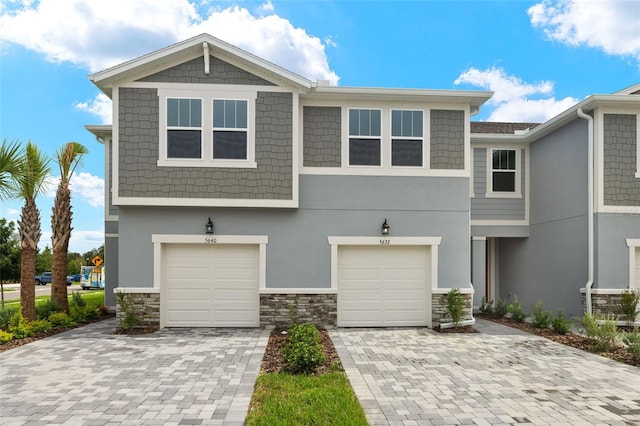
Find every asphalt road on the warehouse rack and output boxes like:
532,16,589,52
0,283,89,302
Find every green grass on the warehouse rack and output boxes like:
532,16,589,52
246,372,368,426
2,290,104,308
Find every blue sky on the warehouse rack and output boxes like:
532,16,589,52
1,0,639,253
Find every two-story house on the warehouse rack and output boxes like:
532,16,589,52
470,84,640,320
86,34,639,330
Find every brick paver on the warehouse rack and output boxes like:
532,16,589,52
0,319,268,425
331,319,640,426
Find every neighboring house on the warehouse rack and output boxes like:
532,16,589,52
86,34,639,330
469,85,640,319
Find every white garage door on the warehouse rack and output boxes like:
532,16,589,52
634,247,640,290
338,245,430,327
163,244,259,327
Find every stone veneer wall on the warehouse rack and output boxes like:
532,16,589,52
260,294,337,328
581,292,640,321
431,292,473,326
115,292,160,332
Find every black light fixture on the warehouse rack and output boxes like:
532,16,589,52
205,217,214,234
381,219,390,235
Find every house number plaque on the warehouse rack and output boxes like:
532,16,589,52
379,239,391,245
205,237,217,244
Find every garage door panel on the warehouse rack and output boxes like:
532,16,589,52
164,244,259,327
338,245,430,327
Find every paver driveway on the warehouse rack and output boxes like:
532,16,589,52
0,319,268,425
331,319,640,425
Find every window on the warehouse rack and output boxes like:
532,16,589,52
491,149,516,192
349,109,381,166
158,88,257,168
391,110,423,166
213,99,248,160
167,98,202,159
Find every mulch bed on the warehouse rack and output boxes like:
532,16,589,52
0,312,115,353
436,325,479,333
261,328,341,374
477,314,639,368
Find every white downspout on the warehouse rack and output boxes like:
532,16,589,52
577,108,594,314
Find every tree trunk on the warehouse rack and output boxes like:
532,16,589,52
20,246,36,320
52,183,72,312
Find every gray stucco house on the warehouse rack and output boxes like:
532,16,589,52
86,34,639,329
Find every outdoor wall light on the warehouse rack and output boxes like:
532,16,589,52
205,217,214,234
381,219,390,235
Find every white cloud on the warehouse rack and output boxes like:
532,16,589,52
528,0,640,62
0,0,338,84
454,67,579,122
43,172,105,207
74,93,112,124
68,229,104,254
7,208,19,216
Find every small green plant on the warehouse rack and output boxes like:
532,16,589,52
36,298,61,320
479,297,494,315
552,310,573,335
619,290,640,325
83,304,101,321
446,288,466,328
0,305,19,331
507,296,526,322
69,305,88,323
281,323,325,374
531,300,553,329
621,327,640,360
29,319,53,333
0,329,13,344
583,313,619,352
70,291,86,308
116,292,140,330
494,299,508,318
287,301,299,325
8,308,33,339
48,312,76,328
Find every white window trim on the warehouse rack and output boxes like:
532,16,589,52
346,108,383,167
390,109,425,168
486,148,521,198
158,88,257,168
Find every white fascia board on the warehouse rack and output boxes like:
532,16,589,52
113,196,298,208
85,125,113,142
90,34,312,92
471,134,529,144
307,86,493,108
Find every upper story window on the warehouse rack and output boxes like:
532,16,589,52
167,98,202,159
391,110,423,167
348,109,381,166
490,149,518,195
213,99,248,160
158,88,257,168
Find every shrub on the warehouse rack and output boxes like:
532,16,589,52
619,290,640,325
593,316,618,352
494,299,508,318
0,329,13,344
83,304,101,321
621,327,640,360
582,312,599,339
36,298,61,320
69,305,87,323
552,310,573,335
116,292,139,330
70,291,86,308
8,308,33,339
29,319,53,333
508,296,526,323
281,323,325,374
479,297,494,315
446,288,466,328
0,305,19,331
531,300,552,329
48,312,76,328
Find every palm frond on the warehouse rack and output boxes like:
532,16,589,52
15,141,52,199
56,141,89,184
0,138,23,199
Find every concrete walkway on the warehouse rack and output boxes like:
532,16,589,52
0,319,269,425
331,319,640,425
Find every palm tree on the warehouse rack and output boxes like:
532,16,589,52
15,142,51,320
0,139,22,200
51,142,88,312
